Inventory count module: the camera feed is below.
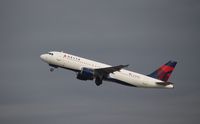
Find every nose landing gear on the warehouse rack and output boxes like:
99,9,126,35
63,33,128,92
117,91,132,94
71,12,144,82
50,68,54,72
49,64,58,72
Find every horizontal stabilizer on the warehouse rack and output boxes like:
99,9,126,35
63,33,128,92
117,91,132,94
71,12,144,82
156,82,173,86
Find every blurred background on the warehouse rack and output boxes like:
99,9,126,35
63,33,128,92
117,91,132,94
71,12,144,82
0,0,199,124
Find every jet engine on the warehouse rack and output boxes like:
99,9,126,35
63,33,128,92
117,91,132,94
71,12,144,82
77,67,94,80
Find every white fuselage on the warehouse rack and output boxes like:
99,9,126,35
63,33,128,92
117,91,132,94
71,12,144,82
40,51,174,89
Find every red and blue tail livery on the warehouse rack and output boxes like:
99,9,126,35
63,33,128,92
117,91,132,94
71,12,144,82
148,61,177,82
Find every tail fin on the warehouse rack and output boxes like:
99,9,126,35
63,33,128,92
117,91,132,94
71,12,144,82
148,61,177,82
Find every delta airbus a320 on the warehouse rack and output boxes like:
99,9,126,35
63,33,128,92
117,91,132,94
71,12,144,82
40,51,177,89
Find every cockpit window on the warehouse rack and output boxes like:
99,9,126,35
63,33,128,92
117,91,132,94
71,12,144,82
48,52,53,55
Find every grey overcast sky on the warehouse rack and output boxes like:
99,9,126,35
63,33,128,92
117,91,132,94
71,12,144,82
0,0,200,124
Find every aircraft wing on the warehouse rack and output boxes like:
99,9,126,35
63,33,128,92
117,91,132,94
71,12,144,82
94,64,129,76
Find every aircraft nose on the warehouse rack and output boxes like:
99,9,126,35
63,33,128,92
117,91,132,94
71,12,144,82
40,54,46,61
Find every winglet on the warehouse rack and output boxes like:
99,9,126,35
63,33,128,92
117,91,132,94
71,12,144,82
121,64,129,68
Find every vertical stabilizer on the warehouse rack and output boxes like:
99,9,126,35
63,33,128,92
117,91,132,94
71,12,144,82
148,61,177,82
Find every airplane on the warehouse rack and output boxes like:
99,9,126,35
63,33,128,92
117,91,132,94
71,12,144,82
40,51,177,89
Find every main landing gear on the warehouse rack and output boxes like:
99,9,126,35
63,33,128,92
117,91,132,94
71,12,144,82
95,77,103,86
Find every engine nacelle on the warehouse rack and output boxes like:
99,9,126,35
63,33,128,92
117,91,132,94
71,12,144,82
77,67,94,80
